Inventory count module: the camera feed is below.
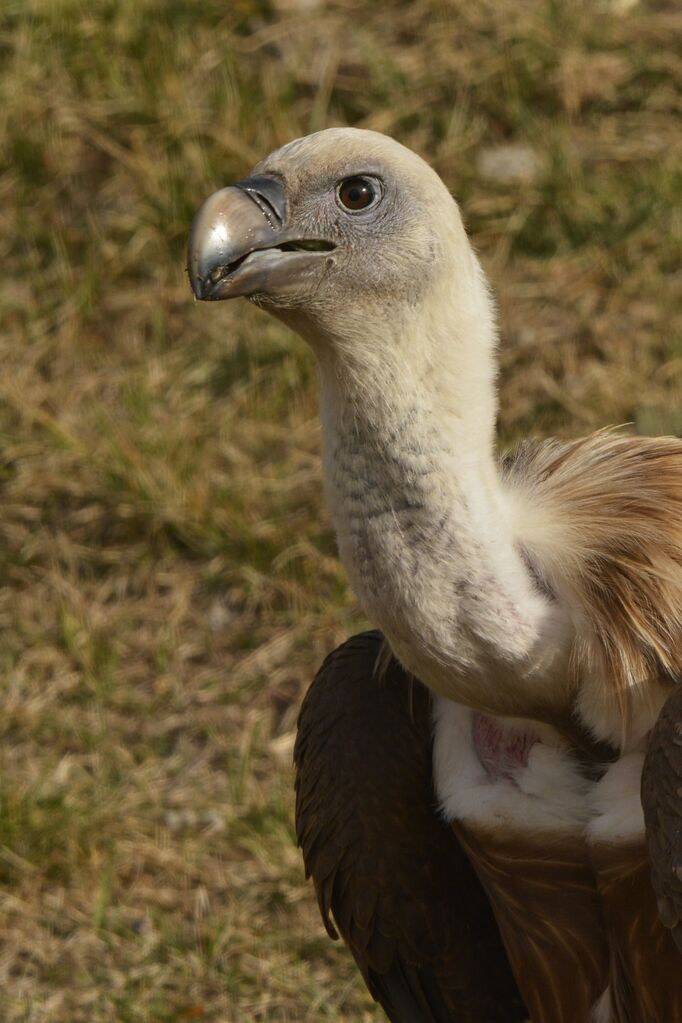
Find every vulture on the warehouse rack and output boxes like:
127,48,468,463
188,128,682,1021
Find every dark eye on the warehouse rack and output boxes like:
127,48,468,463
337,176,378,212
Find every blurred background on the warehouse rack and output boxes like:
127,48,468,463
0,0,680,1019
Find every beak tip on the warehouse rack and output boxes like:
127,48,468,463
187,266,222,302
187,178,290,304
186,250,210,302
188,277,204,301
187,187,249,303
187,241,205,300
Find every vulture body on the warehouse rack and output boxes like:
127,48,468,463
188,128,682,1020
296,631,682,1022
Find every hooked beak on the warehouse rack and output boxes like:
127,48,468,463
187,175,334,301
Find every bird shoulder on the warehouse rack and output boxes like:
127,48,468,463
503,430,682,745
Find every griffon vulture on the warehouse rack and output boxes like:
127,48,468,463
188,128,682,1021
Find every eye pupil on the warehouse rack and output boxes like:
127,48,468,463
338,176,376,211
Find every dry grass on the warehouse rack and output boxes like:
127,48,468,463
0,0,680,1019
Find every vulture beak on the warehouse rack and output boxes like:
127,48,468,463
188,175,334,301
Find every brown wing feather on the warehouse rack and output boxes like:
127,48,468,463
590,839,682,1022
455,823,609,1023
294,630,527,1023
642,682,682,953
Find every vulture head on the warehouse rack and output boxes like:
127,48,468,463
188,128,494,386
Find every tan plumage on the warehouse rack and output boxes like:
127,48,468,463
505,432,682,746
590,839,682,1022
453,823,608,1022
188,128,682,1021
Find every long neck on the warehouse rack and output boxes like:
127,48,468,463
315,271,571,719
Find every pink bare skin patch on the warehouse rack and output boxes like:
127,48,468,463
472,713,539,782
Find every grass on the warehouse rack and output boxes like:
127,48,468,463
0,0,680,1019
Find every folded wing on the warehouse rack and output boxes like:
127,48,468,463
294,630,527,1023
643,682,682,953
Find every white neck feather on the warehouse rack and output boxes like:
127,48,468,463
315,258,571,719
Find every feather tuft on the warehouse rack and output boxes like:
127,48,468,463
506,432,682,739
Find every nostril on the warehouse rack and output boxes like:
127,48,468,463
233,175,287,228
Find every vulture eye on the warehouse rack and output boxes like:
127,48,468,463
337,176,379,212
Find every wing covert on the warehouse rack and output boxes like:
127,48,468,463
294,630,526,1022
642,682,682,953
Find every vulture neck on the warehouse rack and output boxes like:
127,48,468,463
314,270,570,721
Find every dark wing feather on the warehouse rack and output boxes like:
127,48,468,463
642,682,682,952
294,630,526,1023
